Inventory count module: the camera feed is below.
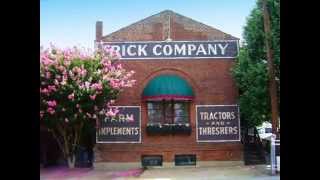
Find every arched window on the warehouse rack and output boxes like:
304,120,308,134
142,74,194,125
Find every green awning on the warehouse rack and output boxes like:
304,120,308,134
142,74,194,101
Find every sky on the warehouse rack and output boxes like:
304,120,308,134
40,0,256,49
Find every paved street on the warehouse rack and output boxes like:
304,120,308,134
40,165,280,180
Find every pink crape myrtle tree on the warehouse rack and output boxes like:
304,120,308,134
40,44,135,168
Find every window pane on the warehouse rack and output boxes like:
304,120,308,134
148,102,164,123
174,102,188,109
174,102,189,124
148,102,162,109
265,128,272,133
148,101,190,124
175,109,188,117
165,102,173,116
174,103,182,109
148,109,163,123
174,116,188,124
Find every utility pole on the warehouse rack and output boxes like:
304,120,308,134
262,0,279,135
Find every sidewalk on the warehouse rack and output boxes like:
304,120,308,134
137,165,279,180
40,165,280,180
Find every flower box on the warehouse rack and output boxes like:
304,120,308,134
146,123,191,135
172,123,192,135
146,123,172,135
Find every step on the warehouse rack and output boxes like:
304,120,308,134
245,162,266,165
245,158,265,162
245,152,262,155
245,155,265,158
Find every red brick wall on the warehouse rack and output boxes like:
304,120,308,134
95,14,242,163
95,59,243,163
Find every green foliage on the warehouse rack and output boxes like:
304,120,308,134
231,0,280,128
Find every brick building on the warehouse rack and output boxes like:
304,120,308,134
94,10,242,169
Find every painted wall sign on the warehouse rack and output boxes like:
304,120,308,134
196,105,240,142
99,40,239,59
96,106,141,143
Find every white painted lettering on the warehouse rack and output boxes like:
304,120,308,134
153,45,162,56
187,44,197,55
218,43,229,55
196,44,207,55
127,45,137,56
121,45,126,57
208,44,217,55
138,44,147,56
174,44,186,55
163,44,173,56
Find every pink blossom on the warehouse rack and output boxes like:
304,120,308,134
127,115,134,122
103,45,111,53
47,107,55,115
64,60,71,66
63,49,73,60
73,67,80,73
47,100,57,107
61,79,67,85
62,72,68,79
46,72,51,79
40,88,49,95
40,111,44,118
80,68,87,77
85,81,91,89
91,83,103,91
110,79,120,89
48,85,56,92
41,55,54,65
54,79,59,86
116,64,122,69
40,45,136,123
65,118,69,123
90,95,96,100
102,60,112,70
68,70,74,78
58,65,65,72
68,93,74,100
106,109,117,117
120,80,125,87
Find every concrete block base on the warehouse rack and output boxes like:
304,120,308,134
93,160,244,170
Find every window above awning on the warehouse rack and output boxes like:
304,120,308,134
142,74,194,101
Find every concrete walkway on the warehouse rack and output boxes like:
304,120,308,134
40,165,280,180
137,165,279,180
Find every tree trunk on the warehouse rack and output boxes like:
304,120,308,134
67,154,76,169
